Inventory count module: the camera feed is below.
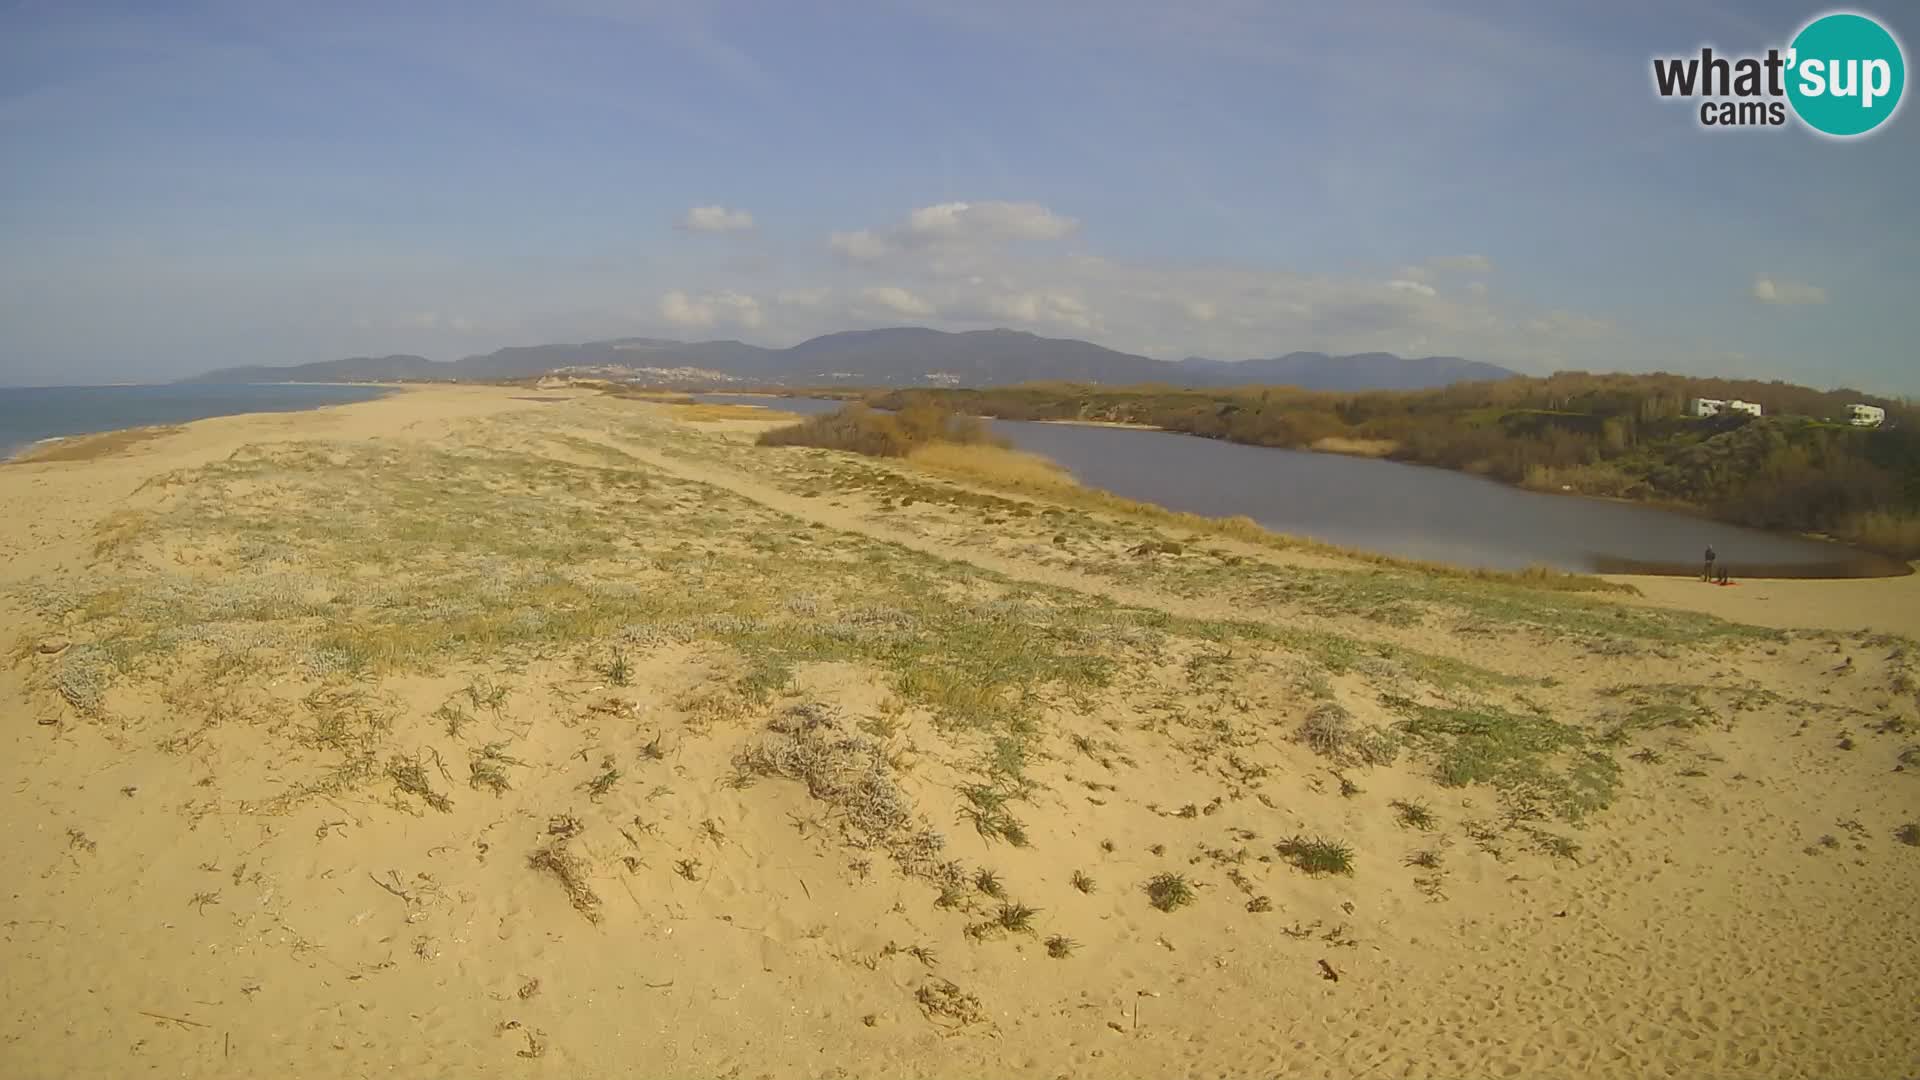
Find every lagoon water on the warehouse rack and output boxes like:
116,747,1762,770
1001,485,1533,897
699,394,1891,577
0,383,392,460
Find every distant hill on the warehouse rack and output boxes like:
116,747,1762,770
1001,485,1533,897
185,328,1520,391
1182,351,1518,391
185,354,445,383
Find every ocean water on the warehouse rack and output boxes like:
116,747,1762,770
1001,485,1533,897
0,383,392,459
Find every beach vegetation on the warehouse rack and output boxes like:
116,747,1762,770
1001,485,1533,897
1275,836,1355,876
1145,872,1197,911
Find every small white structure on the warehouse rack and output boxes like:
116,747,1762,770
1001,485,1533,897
1727,399,1763,417
1847,403,1886,428
1690,397,1726,417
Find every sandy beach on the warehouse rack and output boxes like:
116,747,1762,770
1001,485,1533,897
2,384,1916,1079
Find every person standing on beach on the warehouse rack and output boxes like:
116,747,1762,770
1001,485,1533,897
1703,545,1716,582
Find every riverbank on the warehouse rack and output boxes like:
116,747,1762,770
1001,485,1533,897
859,384,1920,563
731,395,1896,579
2,384,1914,1078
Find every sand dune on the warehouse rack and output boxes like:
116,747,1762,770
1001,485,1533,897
2,385,1915,1079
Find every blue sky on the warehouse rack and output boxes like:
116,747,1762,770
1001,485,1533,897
1,0,1915,391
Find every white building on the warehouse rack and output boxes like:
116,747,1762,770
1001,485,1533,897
1847,403,1886,428
1689,397,1726,417
1727,399,1763,417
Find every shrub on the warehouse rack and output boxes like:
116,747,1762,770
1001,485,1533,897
1296,702,1355,759
1145,872,1196,911
758,403,1008,459
1390,799,1437,831
758,404,915,457
1276,835,1355,876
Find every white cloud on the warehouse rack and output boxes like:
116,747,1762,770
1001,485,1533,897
830,200,1078,260
658,289,764,329
1751,275,1827,306
983,290,1096,331
681,205,755,232
906,201,1077,241
1387,279,1437,297
859,285,935,317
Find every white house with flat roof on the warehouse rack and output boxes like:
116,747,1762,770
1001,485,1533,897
1689,397,1726,417
1727,399,1762,417
1847,403,1886,428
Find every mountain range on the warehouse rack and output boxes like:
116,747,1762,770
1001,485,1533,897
185,327,1520,391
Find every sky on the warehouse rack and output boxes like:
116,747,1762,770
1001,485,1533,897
1,0,1915,392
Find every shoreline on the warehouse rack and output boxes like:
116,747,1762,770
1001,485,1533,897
0,382,407,464
735,391,1910,582
998,415,1907,574
1031,417,1166,431
992,420,1907,581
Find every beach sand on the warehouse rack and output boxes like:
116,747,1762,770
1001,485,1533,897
2,385,1915,1079
1608,571,1920,639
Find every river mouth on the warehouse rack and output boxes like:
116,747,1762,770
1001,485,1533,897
698,394,1907,581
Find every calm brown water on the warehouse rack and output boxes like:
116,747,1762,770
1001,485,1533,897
700,395,1906,578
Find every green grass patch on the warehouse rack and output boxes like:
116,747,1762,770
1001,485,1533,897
1391,701,1620,822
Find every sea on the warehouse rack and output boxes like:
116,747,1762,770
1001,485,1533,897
0,383,393,459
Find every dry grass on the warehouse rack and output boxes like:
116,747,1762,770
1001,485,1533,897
1521,462,1642,499
1836,510,1920,558
468,743,517,794
1295,703,1397,767
1309,436,1399,458
734,703,953,880
672,403,801,423
906,442,1076,490
386,754,453,813
916,980,987,1027
11,425,183,464
598,388,696,403
529,844,602,923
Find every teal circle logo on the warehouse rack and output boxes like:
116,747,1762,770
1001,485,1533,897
1787,12,1905,136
